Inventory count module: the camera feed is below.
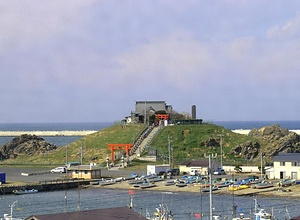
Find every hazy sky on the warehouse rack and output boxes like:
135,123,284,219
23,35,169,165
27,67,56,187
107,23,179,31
1,1,300,123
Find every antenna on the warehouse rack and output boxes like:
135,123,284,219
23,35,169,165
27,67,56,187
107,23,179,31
9,200,18,219
204,153,217,220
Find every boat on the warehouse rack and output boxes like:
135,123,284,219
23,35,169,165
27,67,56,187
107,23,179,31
228,184,249,191
215,181,231,188
232,213,250,220
175,179,187,187
149,177,164,183
1,201,24,220
13,189,38,195
123,173,138,181
254,181,274,189
128,179,145,185
140,182,157,189
252,198,275,220
98,179,116,186
90,181,99,185
279,179,296,187
151,203,173,220
201,185,219,193
175,182,187,187
164,180,176,186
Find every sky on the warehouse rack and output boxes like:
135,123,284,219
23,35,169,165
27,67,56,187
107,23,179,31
1,0,300,123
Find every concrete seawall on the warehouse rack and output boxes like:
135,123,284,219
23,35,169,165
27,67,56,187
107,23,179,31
0,130,98,137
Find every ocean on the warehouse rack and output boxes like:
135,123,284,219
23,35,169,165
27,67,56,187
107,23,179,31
0,122,113,147
0,121,299,147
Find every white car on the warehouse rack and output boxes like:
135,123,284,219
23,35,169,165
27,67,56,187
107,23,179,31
51,167,66,173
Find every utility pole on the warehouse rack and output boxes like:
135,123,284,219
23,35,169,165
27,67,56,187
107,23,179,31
217,134,224,169
204,153,217,220
79,142,83,165
168,136,171,168
261,153,264,179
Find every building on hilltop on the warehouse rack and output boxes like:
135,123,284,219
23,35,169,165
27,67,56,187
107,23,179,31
126,101,172,124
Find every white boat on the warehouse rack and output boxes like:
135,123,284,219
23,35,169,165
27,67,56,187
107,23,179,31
13,189,38,195
0,201,24,220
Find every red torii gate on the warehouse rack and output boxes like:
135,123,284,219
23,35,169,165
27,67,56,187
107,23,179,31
106,143,133,162
155,113,169,121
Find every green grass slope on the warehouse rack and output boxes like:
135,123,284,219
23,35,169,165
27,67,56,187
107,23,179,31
149,124,256,165
1,124,147,166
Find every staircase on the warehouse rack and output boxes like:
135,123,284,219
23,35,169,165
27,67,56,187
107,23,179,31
128,125,162,162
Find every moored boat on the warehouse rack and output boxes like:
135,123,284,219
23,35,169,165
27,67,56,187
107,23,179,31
13,189,38,195
201,185,219,193
254,181,274,189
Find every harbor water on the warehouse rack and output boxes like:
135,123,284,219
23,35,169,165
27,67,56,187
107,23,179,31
0,188,299,219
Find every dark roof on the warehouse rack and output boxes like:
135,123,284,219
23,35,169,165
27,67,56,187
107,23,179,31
272,153,300,162
179,159,209,167
25,207,146,220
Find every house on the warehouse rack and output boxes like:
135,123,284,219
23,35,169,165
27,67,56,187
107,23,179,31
68,165,101,179
129,101,172,124
272,153,300,179
178,159,219,175
25,207,147,220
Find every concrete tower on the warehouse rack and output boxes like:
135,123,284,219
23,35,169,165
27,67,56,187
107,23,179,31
192,105,196,119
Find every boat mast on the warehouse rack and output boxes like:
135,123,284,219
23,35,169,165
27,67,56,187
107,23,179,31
205,153,217,220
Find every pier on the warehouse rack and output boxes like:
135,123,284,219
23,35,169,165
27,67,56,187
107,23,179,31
0,130,98,137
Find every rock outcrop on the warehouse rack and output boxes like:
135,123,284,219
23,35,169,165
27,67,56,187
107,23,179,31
0,134,57,160
230,124,300,161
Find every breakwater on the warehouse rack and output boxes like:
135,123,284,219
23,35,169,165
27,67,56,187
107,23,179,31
232,129,300,135
0,179,90,194
0,130,97,137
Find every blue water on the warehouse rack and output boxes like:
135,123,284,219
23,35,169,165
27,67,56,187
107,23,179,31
0,122,113,147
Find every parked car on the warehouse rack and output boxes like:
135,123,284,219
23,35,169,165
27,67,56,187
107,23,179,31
190,170,199,176
213,168,226,175
167,168,180,176
51,167,66,173
158,171,167,176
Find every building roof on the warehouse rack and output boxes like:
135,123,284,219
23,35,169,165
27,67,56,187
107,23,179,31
179,159,209,167
272,153,300,162
25,207,147,220
68,165,102,171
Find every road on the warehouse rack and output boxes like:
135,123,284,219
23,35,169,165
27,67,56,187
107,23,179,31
0,167,146,183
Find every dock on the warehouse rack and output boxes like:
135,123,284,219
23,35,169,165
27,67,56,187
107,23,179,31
0,178,91,194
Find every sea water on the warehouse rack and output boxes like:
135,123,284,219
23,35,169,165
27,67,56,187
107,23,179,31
0,188,299,219
0,122,113,146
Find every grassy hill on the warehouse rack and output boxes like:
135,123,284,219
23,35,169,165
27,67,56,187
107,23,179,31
1,123,267,167
1,124,147,166
149,124,257,166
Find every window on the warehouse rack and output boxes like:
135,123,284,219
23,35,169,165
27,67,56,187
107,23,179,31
84,171,89,174
280,162,285,166
292,162,300,166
